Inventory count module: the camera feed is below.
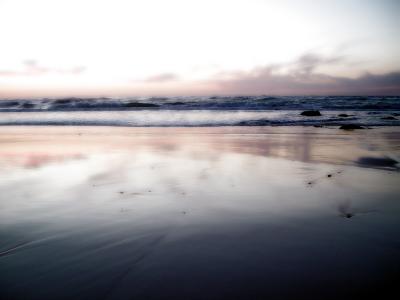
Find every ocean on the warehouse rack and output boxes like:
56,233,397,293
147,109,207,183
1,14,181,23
0,96,399,126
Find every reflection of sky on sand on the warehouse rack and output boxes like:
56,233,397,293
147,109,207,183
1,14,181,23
0,153,85,169
0,126,400,299
1,126,399,167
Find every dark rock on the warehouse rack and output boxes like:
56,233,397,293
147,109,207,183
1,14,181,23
338,114,350,117
392,113,400,116
169,101,185,105
339,124,365,130
381,116,397,120
313,125,323,128
357,156,398,168
300,110,321,116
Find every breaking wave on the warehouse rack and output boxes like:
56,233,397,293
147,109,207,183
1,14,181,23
0,96,399,126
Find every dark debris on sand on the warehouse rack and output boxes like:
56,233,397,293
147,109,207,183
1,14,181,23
338,200,355,219
307,170,342,187
341,213,354,218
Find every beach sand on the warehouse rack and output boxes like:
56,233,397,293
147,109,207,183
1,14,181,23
0,126,399,299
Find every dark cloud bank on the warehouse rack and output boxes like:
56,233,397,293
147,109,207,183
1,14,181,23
1,54,399,97
213,54,400,96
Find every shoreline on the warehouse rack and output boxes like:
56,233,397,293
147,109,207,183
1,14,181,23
1,125,399,299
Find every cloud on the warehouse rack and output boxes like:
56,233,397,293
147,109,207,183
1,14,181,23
143,73,179,83
1,53,399,97
212,53,400,95
0,60,86,77
292,53,344,75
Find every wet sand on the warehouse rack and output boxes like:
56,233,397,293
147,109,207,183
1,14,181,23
0,126,399,300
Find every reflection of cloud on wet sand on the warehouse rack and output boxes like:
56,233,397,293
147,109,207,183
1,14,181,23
0,153,85,169
0,127,398,170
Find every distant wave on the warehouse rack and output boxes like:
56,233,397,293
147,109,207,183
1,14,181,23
0,96,400,112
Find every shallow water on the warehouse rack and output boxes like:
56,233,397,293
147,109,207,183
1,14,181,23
0,126,399,299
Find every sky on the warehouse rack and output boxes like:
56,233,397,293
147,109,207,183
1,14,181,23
0,0,399,98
